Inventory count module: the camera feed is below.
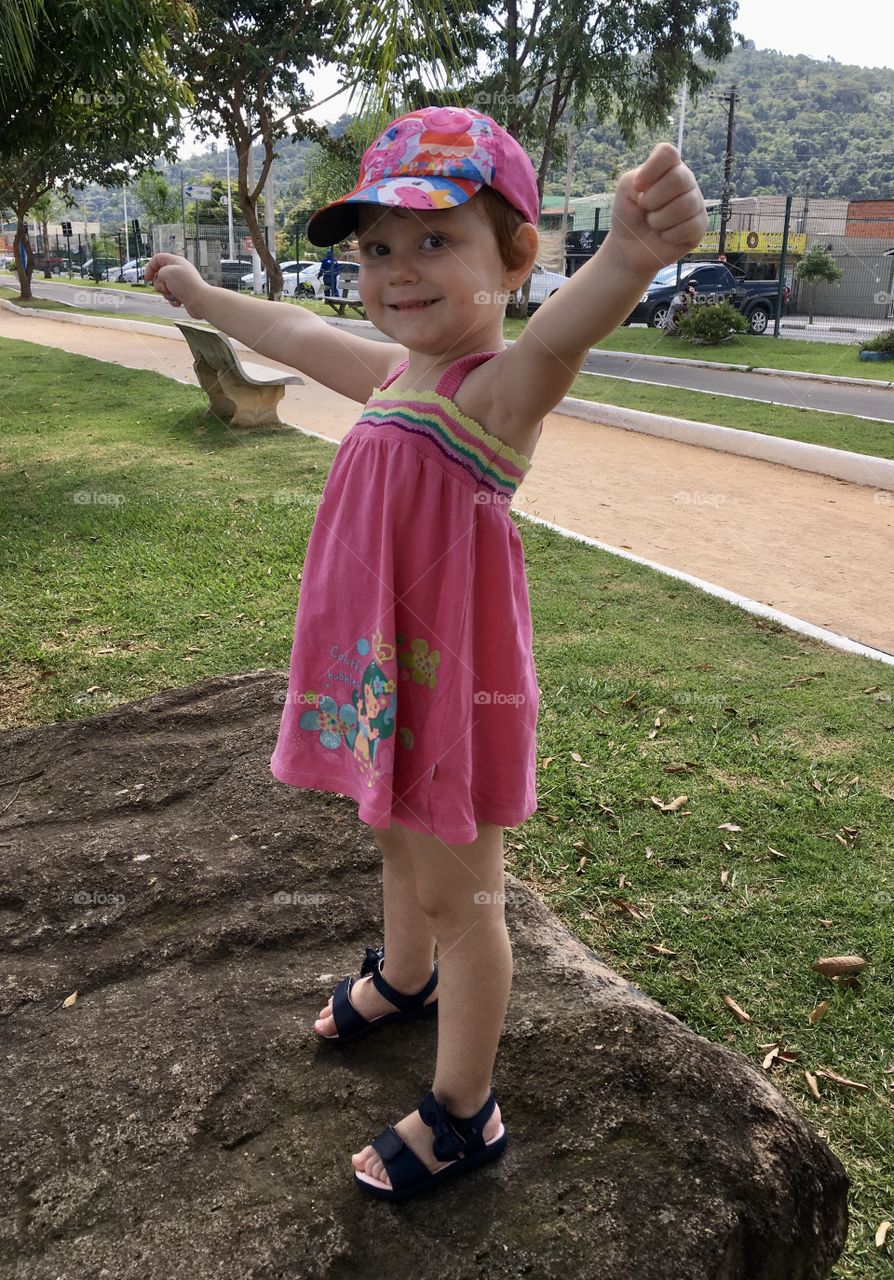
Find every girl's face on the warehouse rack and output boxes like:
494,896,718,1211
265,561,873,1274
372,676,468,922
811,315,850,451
355,198,517,354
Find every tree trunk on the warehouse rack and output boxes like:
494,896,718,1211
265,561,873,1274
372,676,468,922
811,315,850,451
506,273,532,322
13,215,33,301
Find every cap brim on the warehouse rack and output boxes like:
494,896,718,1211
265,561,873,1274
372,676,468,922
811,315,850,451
305,176,482,247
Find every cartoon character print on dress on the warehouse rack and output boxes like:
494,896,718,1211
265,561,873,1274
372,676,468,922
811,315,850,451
297,627,395,789
296,627,441,790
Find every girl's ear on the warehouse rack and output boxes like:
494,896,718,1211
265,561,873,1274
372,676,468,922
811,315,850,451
503,222,539,286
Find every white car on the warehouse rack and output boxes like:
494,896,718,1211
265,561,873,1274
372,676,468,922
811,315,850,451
290,260,360,300
518,262,571,313
241,259,312,292
107,257,150,283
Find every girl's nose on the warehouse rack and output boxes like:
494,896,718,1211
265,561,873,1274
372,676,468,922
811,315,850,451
386,250,420,284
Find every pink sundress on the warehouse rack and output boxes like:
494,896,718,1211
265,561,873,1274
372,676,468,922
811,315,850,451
269,349,542,846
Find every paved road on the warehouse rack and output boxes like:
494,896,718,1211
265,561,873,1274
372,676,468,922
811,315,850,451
5,273,894,422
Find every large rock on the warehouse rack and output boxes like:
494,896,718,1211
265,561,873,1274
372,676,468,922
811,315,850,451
0,672,848,1279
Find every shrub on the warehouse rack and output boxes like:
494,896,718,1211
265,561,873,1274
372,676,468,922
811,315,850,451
677,300,749,345
860,328,894,355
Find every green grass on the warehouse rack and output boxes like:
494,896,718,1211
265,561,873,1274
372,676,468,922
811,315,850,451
1,337,893,1277
584,323,894,382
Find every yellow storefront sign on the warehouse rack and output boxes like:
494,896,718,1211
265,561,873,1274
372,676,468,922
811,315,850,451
697,230,808,255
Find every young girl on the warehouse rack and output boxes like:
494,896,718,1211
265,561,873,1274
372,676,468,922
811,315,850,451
145,104,707,1202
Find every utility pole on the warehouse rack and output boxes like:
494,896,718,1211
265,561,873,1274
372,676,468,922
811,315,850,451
676,78,687,157
225,144,235,261
717,83,739,258
559,134,573,274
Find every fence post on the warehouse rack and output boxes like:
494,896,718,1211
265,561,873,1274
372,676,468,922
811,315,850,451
773,194,792,338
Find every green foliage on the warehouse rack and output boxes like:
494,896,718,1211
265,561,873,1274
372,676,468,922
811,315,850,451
676,300,748,344
860,328,894,355
551,41,894,201
794,244,844,286
132,169,182,224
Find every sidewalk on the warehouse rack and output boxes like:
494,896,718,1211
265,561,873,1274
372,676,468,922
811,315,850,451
2,308,893,658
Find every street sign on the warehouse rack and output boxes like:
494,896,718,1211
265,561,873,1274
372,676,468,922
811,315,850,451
184,184,212,200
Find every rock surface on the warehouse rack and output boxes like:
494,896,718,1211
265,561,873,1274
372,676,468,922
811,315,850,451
0,671,848,1279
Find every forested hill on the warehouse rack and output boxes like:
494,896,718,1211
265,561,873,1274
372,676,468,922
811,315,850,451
567,40,894,201
70,39,894,225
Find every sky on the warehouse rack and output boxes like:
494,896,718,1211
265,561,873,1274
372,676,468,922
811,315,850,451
178,0,893,158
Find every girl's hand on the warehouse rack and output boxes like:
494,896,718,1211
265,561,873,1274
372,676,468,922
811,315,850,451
609,143,709,277
144,253,210,319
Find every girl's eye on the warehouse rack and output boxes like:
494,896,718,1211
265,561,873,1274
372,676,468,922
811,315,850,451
422,234,446,249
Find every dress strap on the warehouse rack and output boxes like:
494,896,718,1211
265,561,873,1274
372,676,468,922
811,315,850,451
378,357,409,391
434,350,501,399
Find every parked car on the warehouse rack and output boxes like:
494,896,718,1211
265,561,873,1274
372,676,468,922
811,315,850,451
0,253,14,270
31,254,72,274
518,262,571,314
241,259,313,292
623,262,785,335
80,256,121,281
290,260,359,300
108,256,151,283
219,258,253,290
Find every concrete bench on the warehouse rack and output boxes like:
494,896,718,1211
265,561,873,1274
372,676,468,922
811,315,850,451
320,294,367,320
175,322,305,427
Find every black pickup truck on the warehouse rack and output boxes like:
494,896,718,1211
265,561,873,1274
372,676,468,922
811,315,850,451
623,262,785,335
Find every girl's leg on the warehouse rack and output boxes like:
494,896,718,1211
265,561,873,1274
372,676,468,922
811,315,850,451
352,822,510,1184
314,823,438,1035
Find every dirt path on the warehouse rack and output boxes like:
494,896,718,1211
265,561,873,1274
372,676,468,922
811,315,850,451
2,309,892,655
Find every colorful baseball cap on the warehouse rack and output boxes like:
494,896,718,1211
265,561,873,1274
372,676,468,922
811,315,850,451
305,105,540,246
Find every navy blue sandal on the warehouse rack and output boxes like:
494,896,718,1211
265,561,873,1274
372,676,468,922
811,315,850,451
315,945,438,1045
353,1090,508,1201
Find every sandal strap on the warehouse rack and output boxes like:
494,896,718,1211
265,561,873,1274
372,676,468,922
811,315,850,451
330,974,369,1038
418,1090,494,1162
370,1125,432,1194
369,955,438,1010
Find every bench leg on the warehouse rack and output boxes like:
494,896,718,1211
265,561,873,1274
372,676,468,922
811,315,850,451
218,370,286,427
193,357,286,427
193,356,237,421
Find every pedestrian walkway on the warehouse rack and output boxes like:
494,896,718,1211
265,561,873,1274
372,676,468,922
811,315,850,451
1,309,892,656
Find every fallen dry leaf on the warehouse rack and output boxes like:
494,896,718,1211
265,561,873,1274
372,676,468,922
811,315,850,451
540,756,555,769
876,1221,892,1249
804,1071,821,1101
808,1000,830,1026
722,994,751,1024
762,1045,780,1070
651,794,688,813
811,955,866,978
62,991,78,1008
646,943,677,957
577,857,587,874
814,1067,868,1091
611,897,648,921
718,822,742,832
